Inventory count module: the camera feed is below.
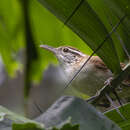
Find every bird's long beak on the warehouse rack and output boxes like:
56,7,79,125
40,45,57,54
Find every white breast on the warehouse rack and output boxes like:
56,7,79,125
64,63,113,97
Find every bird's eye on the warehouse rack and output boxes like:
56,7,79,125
63,48,69,52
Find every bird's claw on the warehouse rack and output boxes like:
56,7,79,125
104,77,114,86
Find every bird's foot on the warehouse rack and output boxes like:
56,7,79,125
104,77,114,86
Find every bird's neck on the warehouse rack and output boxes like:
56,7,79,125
61,55,89,77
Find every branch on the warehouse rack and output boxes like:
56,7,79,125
87,63,130,104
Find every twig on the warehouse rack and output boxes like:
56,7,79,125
88,63,130,104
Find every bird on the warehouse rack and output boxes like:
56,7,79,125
40,45,130,119
40,45,130,107
40,44,129,94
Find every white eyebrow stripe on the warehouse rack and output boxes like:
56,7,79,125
68,48,85,57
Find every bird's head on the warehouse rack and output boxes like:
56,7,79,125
40,45,86,68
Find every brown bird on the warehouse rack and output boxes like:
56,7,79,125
40,45,130,98
40,45,130,119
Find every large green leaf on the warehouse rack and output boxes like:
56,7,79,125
35,96,121,130
103,0,130,58
86,0,126,61
87,0,130,61
38,0,121,74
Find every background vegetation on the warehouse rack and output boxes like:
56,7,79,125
0,0,129,129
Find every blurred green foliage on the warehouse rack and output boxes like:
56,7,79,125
13,123,44,130
0,0,92,82
0,0,24,76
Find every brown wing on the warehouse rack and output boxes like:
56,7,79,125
89,56,108,72
90,56,130,84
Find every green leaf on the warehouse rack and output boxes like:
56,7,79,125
86,0,128,61
103,0,130,59
88,0,130,61
12,123,44,130
105,103,130,130
38,0,121,74
0,105,44,130
35,96,121,130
